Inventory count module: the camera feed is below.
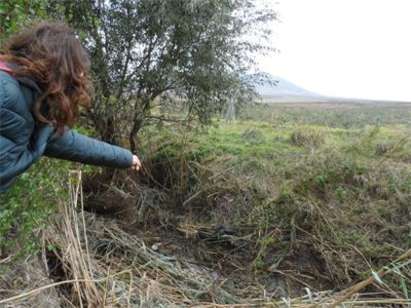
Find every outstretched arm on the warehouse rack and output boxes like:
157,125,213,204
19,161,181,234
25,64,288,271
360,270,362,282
44,129,134,169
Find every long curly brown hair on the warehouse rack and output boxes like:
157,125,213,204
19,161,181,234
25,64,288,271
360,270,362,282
1,22,92,134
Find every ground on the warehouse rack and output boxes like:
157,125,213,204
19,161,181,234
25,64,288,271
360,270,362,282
1,101,410,307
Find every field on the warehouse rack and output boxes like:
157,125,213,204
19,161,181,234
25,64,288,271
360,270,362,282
1,101,410,306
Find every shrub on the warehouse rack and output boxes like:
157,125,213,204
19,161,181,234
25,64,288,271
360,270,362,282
0,159,71,257
290,126,326,148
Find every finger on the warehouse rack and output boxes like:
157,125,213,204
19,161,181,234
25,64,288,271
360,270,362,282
133,156,142,168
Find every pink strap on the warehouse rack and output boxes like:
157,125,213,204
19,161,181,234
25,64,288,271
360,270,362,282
0,60,13,74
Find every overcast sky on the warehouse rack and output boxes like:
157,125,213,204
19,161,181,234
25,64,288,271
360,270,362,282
258,0,411,101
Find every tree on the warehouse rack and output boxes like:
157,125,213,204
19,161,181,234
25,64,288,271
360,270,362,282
47,0,275,151
0,0,46,41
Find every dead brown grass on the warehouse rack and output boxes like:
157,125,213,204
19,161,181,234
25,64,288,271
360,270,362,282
1,168,409,307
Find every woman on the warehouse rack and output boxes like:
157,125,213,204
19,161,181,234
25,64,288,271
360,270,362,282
0,22,141,192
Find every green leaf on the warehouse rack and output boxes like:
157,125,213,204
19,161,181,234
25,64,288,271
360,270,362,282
371,271,385,285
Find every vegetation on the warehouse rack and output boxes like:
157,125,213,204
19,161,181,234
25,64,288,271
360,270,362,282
44,0,274,149
0,1,410,306
137,102,410,279
0,159,79,258
0,0,45,41
241,101,411,129
132,102,410,304
1,101,411,306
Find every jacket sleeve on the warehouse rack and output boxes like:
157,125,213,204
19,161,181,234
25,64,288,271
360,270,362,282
44,129,133,169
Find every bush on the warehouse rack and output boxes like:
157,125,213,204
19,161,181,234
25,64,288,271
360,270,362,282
290,126,326,148
0,159,71,257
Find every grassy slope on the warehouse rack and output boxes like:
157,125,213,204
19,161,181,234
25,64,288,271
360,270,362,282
140,102,411,296
1,102,410,305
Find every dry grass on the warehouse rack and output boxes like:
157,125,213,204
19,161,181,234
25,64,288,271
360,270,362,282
1,171,243,307
2,169,409,307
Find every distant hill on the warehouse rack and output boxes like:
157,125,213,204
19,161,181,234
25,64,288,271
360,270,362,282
255,76,317,97
254,75,326,102
253,74,411,104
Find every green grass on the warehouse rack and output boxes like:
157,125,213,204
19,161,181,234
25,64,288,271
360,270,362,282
240,101,411,129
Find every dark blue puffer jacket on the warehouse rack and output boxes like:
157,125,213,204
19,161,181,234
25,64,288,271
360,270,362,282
0,70,133,192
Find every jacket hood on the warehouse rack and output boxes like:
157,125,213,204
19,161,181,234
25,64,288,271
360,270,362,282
0,60,42,94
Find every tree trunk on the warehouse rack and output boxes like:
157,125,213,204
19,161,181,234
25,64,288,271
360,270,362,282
129,117,144,153
102,116,118,145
